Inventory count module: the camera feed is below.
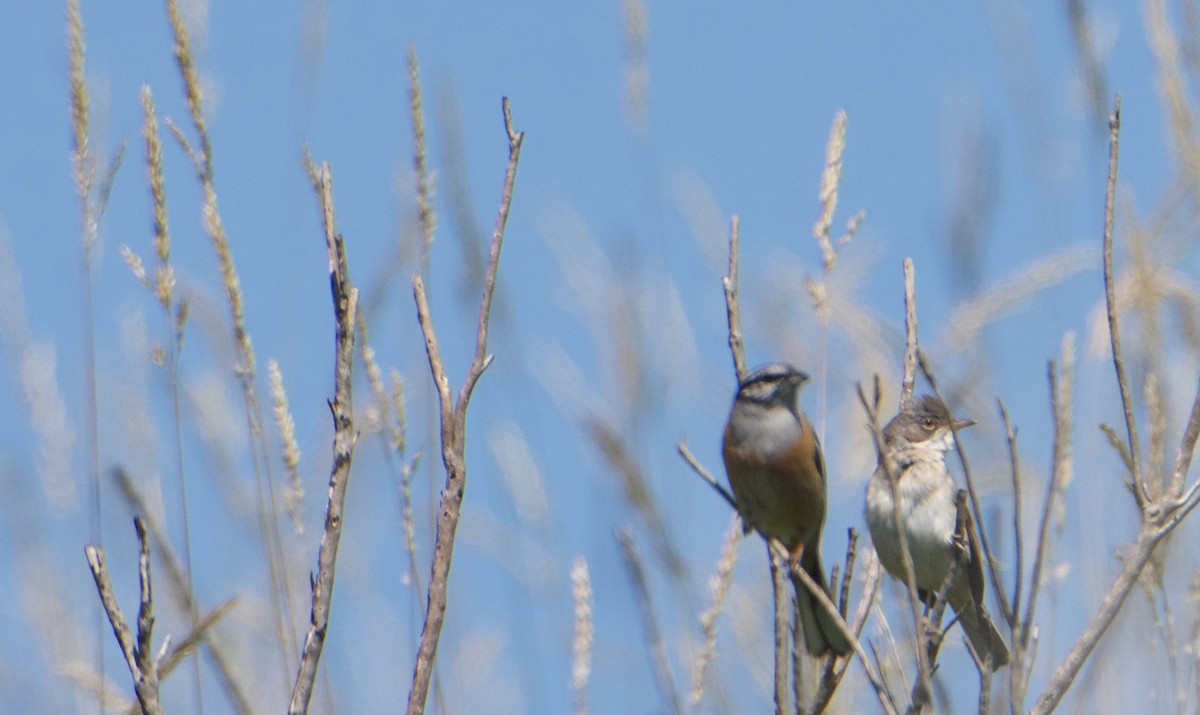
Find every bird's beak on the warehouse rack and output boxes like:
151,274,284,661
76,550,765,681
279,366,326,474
952,417,976,431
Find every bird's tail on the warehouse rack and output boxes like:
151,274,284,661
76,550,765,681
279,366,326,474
954,600,1010,668
790,552,853,657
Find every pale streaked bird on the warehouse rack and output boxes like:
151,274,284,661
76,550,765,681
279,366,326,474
865,395,1009,667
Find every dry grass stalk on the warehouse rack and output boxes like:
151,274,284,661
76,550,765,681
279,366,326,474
812,110,847,273
571,557,594,715
269,359,304,534
166,0,298,680
690,513,743,705
409,47,436,272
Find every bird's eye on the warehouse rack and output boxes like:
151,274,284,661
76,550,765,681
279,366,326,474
921,417,936,430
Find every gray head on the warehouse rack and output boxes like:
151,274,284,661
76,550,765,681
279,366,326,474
735,363,809,417
883,395,974,451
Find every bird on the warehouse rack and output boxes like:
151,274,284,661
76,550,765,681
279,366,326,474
865,395,1010,667
722,362,852,657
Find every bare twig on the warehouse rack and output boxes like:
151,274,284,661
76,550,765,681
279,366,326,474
289,163,359,715
999,400,1023,623
677,439,738,512
113,470,254,714
809,529,882,715
786,550,898,715
1100,97,1145,506
771,551,789,715
617,530,684,715
1028,524,1162,714
1028,93,1200,715
85,519,162,715
901,259,918,403
723,215,747,381
405,97,523,715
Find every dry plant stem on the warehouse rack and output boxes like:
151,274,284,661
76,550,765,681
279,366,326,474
409,46,436,273
1029,93,1200,715
151,599,237,685
723,215,747,381
617,530,684,715
1016,358,1072,708
164,0,297,678
792,597,805,715
771,553,789,715
787,554,898,715
114,471,254,715
868,268,933,705
720,211,792,710
1100,97,1144,501
68,3,108,709
288,166,359,715
84,519,162,715
999,401,1023,622
405,97,523,715
143,82,203,709
119,598,239,715
809,530,882,715
1028,524,1170,714
677,439,738,512
901,259,918,402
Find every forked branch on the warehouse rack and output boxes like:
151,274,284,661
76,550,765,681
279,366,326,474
405,97,524,715
85,518,162,715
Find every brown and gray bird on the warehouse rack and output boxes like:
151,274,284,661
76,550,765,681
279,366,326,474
865,395,1009,667
722,363,852,657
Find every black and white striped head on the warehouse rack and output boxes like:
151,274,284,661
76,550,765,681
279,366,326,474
735,363,809,416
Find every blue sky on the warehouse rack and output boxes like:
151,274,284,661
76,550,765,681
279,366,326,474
1,1,1196,713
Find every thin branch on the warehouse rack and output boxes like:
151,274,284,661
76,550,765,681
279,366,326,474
901,259,918,403
1018,350,1074,710
113,470,254,714
1168,376,1200,499
289,164,359,715
767,549,789,715
1028,525,1161,714
677,439,738,512
1028,94,1200,715
1100,96,1145,506
999,400,1023,624
457,97,522,423
723,215,747,381
406,97,523,715
809,530,882,715
787,550,898,715
85,519,162,715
